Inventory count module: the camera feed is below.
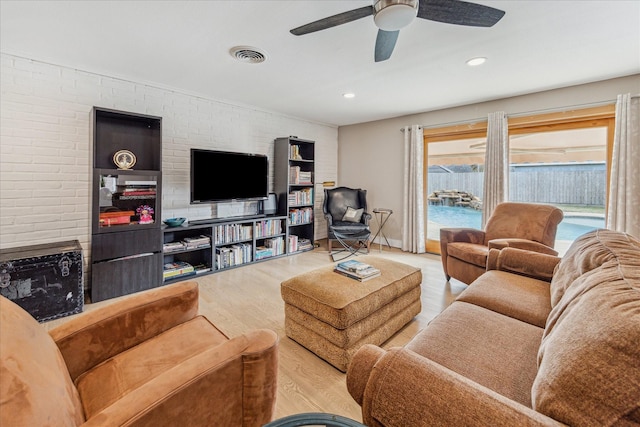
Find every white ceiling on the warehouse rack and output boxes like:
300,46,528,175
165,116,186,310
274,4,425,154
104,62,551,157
1,1,639,127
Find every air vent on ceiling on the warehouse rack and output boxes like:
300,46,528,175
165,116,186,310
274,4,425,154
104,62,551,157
230,46,268,64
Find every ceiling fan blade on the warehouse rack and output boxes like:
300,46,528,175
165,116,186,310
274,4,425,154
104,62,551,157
417,0,505,27
375,29,400,62
290,5,374,36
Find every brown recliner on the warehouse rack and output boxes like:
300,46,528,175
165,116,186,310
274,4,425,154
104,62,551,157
0,281,279,427
440,202,564,285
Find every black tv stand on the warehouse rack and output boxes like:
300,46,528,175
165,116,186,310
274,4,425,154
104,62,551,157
162,214,288,280
189,214,266,225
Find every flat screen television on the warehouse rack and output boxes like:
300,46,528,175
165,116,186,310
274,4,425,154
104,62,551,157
190,149,269,203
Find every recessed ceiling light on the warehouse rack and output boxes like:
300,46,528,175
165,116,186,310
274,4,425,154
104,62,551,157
343,93,355,99
466,57,487,66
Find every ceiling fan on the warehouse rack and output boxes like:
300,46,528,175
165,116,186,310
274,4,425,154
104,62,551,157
290,0,505,62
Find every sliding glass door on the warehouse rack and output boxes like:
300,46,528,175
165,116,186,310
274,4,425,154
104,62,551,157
508,127,607,255
426,136,485,253
424,105,615,255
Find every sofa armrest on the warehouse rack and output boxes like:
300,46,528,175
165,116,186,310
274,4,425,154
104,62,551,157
347,345,564,427
439,228,486,279
487,248,561,282
81,329,279,427
488,238,559,256
440,227,486,245
50,281,200,381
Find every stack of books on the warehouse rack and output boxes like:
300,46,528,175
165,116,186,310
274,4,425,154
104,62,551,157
115,187,156,200
255,246,274,260
334,259,381,282
289,166,312,184
163,241,186,253
163,261,196,281
183,235,211,250
298,238,313,251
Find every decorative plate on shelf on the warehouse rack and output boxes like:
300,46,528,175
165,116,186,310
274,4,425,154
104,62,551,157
113,150,136,170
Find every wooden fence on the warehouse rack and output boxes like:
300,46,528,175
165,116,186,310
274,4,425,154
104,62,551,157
427,170,606,206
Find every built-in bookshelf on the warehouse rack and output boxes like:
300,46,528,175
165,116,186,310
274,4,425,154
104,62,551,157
274,137,315,254
162,216,288,283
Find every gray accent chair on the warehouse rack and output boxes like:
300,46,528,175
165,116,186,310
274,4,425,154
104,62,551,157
323,187,371,260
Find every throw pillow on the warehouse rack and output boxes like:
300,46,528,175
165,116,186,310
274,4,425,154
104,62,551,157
342,207,364,223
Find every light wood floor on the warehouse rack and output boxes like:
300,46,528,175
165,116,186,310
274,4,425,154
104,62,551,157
44,242,468,422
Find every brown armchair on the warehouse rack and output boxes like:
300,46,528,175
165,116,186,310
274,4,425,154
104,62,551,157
0,281,279,427
440,202,564,285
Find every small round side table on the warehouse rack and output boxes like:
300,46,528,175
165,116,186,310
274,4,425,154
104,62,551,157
263,412,366,427
372,208,393,252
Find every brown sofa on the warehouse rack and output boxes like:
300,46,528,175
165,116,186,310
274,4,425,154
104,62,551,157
440,202,564,285
0,281,279,427
347,229,640,426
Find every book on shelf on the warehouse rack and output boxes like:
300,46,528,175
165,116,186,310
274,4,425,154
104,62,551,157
289,236,312,252
163,270,196,280
334,265,381,282
255,246,274,260
290,145,303,160
298,238,313,251
289,166,312,185
123,187,156,193
163,241,186,252
183,235,211,249
163,261,196,280
121,180,157,186
337,259,373,272
183,235,210,243
192,264,212,274
117,194,157,200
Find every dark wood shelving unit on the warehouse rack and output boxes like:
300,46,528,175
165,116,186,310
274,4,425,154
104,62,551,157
274,137,315,254
161,216,287,283
91,107,163,302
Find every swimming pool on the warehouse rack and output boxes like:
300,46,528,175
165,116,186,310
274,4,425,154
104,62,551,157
427,205,604,241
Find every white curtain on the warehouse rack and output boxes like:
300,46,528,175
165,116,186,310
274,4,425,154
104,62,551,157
606,93,640,238
482,111,509,228
402,125,426,253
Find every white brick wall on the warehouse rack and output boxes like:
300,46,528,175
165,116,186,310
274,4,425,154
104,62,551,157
1,53,337,274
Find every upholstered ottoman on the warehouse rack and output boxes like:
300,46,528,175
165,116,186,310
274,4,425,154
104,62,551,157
281,255,422,371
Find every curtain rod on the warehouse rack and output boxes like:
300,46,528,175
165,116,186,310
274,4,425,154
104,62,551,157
399,94,639,132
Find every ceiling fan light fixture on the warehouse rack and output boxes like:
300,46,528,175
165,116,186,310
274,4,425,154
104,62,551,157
373,0,418,31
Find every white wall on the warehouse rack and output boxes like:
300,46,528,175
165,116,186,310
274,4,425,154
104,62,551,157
0,53,338,261
338,74,640,248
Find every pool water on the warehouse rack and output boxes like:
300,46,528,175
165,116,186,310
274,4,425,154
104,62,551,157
428,205,604,241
